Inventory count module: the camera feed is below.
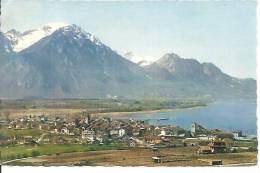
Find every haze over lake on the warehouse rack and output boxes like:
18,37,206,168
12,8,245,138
117,99,257,135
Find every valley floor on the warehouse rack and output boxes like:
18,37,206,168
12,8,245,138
4,147,257,166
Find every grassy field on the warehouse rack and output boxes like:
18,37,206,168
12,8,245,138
233,140,258,148
0,128,44,139
4,147,257,166
0,143,124,162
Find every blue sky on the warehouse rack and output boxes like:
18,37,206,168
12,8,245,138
1,0,257,78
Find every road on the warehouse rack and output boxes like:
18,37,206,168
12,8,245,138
37,133,48,143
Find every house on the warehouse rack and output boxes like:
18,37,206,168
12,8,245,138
144,136,161,145
232,130,243,139
197,134,213,141
183,138,200,146
160,130,166,136
197,139,227,154
81,130,95,143
83,112,91,125
95,135,103,143
139,128,146,137
132,128,140,136
118,129,125,137
61,127,70,135
109,129,119,136
23,136,33,144
152,157,163,163
21,136,39,146
39,124,50,130
43,138,50,144
197,146,212,154
191,122,206,136
129,139,137,147
208,140,226,153
53,128,59,134
211,160,223,165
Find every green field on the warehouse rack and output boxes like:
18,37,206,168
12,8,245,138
0,143,124,162
233,140,258,148
0,128,44,139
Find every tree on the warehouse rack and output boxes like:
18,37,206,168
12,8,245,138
4,111,10,121
75,118,81,128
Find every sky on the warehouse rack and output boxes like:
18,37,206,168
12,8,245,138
1,0,257,79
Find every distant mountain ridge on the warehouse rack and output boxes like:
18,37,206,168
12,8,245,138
145,53,256,98
5,23,68,52
0,24,256,99
0,25,151,98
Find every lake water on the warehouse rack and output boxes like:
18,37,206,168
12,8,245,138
117,100,257,135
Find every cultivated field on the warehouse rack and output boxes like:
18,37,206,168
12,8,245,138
5,147,257,166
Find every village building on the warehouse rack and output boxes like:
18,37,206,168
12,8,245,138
144,136,161,145
129,141,136,147
132,130,140,137
183,138,200,146
43,138,50,144
233,130,243,138
109,129,119,136
61,127,70,135
82,112,91,125
95,135,103,143
118,128,126,137
208,140,226,153
197,134,213,141
23,136,33,145
139,127,146,137
152,156,163,164
197,146,212,154
39,124,50,130
81,129,95,143
160,130,166,136
191,122,207,136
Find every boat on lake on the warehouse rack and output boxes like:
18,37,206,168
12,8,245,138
158,118,169,121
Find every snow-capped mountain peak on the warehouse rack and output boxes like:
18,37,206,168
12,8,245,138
5,22,69,52
58,24,103,46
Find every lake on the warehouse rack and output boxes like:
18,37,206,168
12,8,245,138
117,100,257,135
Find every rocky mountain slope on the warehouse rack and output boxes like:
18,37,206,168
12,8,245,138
0,24,256,99
145,53,256,98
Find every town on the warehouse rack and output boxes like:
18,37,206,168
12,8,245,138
0,111,257,166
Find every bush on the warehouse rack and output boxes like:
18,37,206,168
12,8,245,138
32,151,41,157
22,153,28,158
248,147,257,152
17,154,22,159
10,155,16,160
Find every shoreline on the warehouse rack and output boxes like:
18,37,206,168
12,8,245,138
93,105,206,118
1,104,207,118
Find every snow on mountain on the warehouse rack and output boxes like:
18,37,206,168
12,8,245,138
59,24,103,46
5,22,68,52
0,24,256,99
137,60,153,66
123,51,156,66
1,24,149,98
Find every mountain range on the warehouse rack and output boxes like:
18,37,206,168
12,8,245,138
0,24,256,99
